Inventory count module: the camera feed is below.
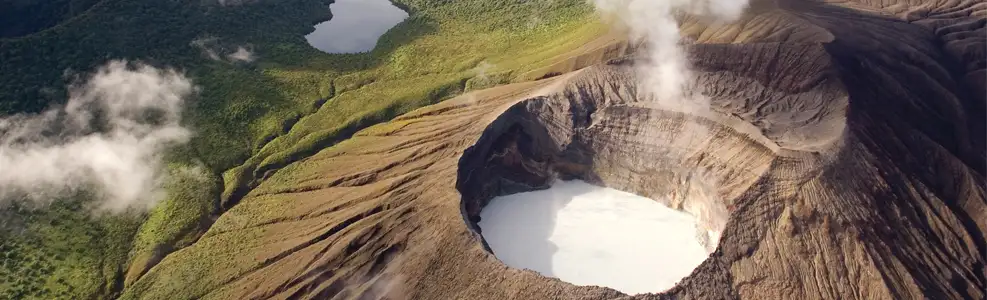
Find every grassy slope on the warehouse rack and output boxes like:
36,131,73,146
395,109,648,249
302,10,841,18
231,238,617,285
0,0,605,298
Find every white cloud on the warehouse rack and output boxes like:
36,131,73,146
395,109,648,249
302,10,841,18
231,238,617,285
0,60,194,213
190,37,222,61
226,46,255,63
191,38,256,63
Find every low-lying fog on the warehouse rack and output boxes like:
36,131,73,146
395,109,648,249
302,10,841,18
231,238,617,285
305,0,408,54
478,180,709,295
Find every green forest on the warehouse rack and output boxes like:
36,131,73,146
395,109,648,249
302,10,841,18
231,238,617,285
0,0,606,298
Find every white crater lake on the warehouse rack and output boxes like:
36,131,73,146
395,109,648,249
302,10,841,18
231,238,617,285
305,0,408,54
478,180,710,295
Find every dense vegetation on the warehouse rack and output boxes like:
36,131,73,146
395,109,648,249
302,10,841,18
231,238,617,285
0,198,140,299
0,0,606,298
0,0,102,38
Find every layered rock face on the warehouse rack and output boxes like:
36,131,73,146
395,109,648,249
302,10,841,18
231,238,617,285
122,0,985,299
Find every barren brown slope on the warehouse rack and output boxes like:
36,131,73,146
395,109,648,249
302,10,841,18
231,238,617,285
121,0,985,299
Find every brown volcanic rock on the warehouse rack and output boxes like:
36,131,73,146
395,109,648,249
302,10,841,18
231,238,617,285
123,1,985,299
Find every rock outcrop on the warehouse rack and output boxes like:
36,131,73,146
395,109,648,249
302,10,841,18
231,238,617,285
122,0,985,299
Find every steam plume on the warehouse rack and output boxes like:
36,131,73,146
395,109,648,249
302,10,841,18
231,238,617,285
591,0,749,250
0,60,194,213
593,0,747,112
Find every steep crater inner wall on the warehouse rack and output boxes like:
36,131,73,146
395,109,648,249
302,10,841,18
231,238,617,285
456,73,780,256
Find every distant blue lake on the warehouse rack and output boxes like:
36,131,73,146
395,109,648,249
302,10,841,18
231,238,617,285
305,0,409,54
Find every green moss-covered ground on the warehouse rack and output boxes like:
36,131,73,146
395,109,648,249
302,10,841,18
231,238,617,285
0,0,606,298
